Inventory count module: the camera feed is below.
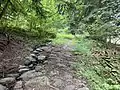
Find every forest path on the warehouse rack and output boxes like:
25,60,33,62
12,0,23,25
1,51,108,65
14,44,89,90
0,37,89,90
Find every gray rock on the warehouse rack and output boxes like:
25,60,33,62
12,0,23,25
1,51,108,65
41,70,46,74
7,73,19,78
30,54,36,57
66,79,73,85
19,68,29,74
19,65,27,69
56,63,66,68
78,87,89,90
28,64,34,68
24,60,32,66
36,48,43,52
27,47,33,52
50,70,59,76
14,81,23,90
64,72,73,79
24,56,37,66
30,54,38,60
19,70,42,81
35,66,43,72
53,78,64,87
33,50,39,54
43,60,48,64
38,55,46,61
41,47,49,51
0,84,7,90
25,76,50,88
42,46,52,52
26,56,36,62
64,85,75,90
0,77,16,85
0,52,3,56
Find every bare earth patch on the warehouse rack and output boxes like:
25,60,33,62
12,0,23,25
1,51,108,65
0,35,28,77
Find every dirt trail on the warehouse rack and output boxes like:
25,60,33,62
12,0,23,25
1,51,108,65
44,45,89,90
0,37,89,90
18,45,89,90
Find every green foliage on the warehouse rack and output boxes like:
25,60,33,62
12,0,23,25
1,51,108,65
1,0,120,44
0,0,64,41
83,0,120,45
56,0,120,46
73,47,120,90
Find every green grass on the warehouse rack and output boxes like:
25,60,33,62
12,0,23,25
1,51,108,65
52,33,74,45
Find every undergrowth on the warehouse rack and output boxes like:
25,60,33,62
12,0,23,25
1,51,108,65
0,26,56,45
73,53,120,90
73,44,120,90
